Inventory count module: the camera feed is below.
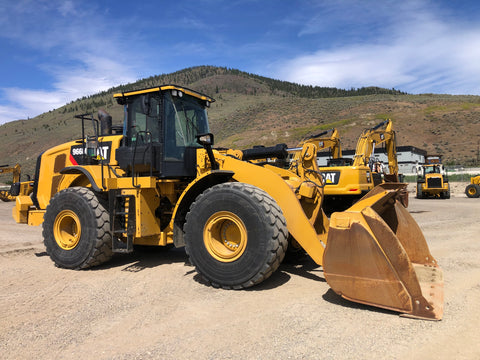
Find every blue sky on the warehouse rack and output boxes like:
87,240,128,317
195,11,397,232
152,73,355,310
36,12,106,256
1,0,480,124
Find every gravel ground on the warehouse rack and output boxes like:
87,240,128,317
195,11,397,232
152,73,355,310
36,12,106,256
0,182,479,360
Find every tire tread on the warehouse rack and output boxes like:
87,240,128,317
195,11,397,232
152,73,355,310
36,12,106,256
43,187,112,269
185,182,288,289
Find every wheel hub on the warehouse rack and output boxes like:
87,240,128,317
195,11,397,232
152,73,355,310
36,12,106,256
204,211,247,262
54,210,81,250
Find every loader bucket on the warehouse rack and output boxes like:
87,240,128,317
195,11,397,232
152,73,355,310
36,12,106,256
323,184,443,320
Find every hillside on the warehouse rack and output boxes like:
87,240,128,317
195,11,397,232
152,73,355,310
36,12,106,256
1,66,479,179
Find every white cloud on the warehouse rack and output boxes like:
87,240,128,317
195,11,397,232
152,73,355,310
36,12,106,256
0,58,139,124
58,1,76,17
0,55,139,123
0,104,30,123
2,88,66,117
0,2,141,124
275,2,480,95
280,44,415,89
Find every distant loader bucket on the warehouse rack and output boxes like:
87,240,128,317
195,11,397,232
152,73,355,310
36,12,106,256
323,184,444,320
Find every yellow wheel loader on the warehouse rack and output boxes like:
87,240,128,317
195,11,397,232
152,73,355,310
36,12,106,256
465,175,480,198
13,85,443,320
416,157,450,199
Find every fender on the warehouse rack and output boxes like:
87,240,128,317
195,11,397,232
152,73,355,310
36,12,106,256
171,170,234,247
60,166,103,192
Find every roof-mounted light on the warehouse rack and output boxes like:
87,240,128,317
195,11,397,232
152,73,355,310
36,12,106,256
171,89,183,97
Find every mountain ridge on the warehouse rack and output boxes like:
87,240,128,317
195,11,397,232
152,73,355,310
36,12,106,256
1,65,479,179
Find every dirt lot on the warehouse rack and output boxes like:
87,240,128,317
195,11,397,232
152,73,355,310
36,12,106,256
1,182,479,360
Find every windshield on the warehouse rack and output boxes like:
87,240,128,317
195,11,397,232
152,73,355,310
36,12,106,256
164,93,210,160
425,165,440,174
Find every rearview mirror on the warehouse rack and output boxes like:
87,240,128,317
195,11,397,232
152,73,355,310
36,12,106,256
196,133,214,146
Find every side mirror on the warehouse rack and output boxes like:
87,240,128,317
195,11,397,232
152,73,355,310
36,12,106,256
196,133,217,170
196,133,214,147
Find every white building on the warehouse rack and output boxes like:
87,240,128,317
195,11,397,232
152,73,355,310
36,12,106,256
317,146,427,175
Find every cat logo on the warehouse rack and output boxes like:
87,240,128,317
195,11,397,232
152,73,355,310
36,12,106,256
320,171,340,185
70,141,112,165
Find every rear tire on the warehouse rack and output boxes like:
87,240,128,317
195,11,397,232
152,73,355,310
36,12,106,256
43,187,112,269
184,182,288,289
465,184,480,198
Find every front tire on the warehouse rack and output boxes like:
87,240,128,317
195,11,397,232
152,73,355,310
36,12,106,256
43,187,112,269
443,186,451,199
465,184,480,198
416,183,424,199
184,182,288,289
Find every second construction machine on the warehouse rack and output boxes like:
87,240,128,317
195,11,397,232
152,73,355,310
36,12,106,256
287,127,343,171
13,85,443,320
0,164,21,202
416,156,450,199
0,164,33,201
465,176,480,198
318,119,402,212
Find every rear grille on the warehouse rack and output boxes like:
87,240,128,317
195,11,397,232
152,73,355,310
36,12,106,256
427,177,442,188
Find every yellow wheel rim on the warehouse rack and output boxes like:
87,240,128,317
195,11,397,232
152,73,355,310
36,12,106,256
468,187,477,196
54,210,81,250
204,211,247,262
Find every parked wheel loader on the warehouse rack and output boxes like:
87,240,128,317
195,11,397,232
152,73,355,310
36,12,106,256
465,175,480,198
416,156,450,199
12,85,443,320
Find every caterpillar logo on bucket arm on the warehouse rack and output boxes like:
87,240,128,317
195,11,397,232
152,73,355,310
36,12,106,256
12,85,443,320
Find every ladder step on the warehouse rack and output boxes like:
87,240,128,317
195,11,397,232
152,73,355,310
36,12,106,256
109,190,136,254
112,235,134,253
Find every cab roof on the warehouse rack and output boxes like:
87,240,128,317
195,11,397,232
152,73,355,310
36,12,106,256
113,84,215,104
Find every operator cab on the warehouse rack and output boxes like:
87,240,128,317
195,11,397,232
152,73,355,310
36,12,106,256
417,164,446,177
114,85,214,178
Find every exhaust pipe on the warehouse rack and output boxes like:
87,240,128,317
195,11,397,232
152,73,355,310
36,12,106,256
98,109,112,136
